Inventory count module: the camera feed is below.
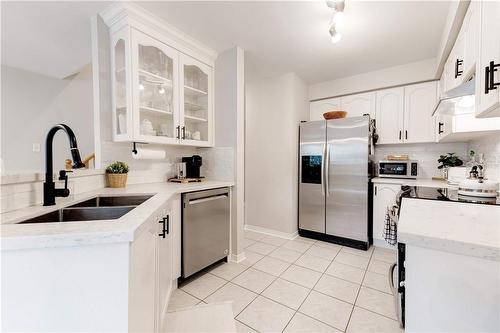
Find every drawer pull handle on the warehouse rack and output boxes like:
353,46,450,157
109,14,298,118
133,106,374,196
189,194,228,205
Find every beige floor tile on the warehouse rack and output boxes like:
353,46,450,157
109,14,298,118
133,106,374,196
284,312,341,333
204,282,258,316
165,302,236,333
269,247,303,263
334,252,370,269
356,286,396,320
305,244,340,260
362,271,392,294
181,273,226,299
299,290,353,332
372,247,397,263
281,265,322,288
294,236,317,245
237,296,295,333
246,241,278,255
232,267,276,293
314,274,360,304
235,320,258,333
253,256,291,276
262,278,310,310
241,251,264,266
367,258,393,275
340,246,373,258
260,235,288,247
346,307,402,333
325,261,365,284
242,238,257,248
244,230,265,241
295,254,331,273
167,289,200,312
210,262,249,281
314,241,342,251
282,239,313,253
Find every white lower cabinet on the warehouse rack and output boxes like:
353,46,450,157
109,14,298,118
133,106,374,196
129,200,174,332
372,183,400,248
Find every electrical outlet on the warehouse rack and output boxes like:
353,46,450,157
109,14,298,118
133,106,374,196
32,143,40,153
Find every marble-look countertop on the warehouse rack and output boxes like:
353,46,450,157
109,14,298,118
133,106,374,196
1,181,233,251
398,197,500,261
371,177,455,188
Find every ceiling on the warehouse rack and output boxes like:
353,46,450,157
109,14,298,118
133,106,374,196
1,1,109,79
1,1,451,84
138,1,451,84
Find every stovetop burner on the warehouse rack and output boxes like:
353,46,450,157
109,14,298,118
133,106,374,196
408,186,500,205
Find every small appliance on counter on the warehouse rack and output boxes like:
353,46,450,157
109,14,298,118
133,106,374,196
377,160,418,179
457,165,499,197
168,155,204,183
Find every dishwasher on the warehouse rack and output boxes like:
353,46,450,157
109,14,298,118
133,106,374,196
182,187,230,278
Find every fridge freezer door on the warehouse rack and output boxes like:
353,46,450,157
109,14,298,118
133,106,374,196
326,116,369,242
299,121,326,233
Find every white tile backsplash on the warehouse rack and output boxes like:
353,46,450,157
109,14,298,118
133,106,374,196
374,142,469,178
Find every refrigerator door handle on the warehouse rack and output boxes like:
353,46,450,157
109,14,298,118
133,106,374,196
321,143,326,196
325,143,330,197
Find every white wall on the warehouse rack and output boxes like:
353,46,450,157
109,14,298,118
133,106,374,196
1,65,95,173
245,72,308,236
309,58,437,101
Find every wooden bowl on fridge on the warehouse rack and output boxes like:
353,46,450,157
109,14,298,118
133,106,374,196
323,111,347,120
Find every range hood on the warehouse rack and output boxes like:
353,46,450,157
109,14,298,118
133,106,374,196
432,78,476,116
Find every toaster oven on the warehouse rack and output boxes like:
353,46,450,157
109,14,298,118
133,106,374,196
377,160,418,179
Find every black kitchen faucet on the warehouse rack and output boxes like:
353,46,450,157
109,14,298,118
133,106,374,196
43,124,85,206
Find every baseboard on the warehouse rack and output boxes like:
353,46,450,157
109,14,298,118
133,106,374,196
229,252,246,263
244,224,298,240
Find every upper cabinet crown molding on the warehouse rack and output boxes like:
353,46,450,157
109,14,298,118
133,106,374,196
100,3,217,67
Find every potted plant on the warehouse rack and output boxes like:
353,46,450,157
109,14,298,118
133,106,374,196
437,153,463,179
106,161,129,188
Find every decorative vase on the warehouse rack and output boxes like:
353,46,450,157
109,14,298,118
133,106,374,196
107,173,128,188
442,167,449,180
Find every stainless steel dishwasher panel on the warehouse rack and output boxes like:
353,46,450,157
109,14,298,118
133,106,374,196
182,187,230,278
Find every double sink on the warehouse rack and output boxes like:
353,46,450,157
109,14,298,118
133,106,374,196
19,195,153,224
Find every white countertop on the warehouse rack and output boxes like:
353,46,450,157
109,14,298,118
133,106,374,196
398,197,500,261
372,177,455,188
1,180,233,251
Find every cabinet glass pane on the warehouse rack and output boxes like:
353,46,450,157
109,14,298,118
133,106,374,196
183,65,208,141
115,39,127,136
138,44,174,138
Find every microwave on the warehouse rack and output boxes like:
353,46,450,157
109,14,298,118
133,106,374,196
377,160,418,179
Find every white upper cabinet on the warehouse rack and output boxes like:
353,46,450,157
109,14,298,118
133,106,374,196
375,87,404,144
310,97,341,121
341,92,376,118
475,0,500,118
463,1,479,79
404,81,437,143
104,4,216,147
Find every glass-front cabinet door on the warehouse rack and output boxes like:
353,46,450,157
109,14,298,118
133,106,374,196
179,54,213,146
131,29,179,144
111,29,133,141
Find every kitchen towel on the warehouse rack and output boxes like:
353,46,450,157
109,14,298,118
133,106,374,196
382,205,398,246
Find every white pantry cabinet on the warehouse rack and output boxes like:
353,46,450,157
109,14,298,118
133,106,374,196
310,97,341,121
104,4,215,147
372,183,400,248
403,81,437,143
340,92,376,118
475,0,500,118
375,87,404,144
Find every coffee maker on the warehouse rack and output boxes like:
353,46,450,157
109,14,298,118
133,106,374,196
182,155,203,178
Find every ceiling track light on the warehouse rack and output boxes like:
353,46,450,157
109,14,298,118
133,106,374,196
326,0,345,13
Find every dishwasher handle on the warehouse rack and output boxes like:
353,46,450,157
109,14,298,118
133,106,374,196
188,194,228,205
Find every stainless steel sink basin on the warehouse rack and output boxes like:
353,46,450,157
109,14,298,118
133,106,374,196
18,206,136,224
68,195,153,208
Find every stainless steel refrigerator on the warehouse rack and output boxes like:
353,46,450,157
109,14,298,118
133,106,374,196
298,116,372,250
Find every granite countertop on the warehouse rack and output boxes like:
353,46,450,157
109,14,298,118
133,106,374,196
1,180,234,251
371,177,455,188
398,197,500,261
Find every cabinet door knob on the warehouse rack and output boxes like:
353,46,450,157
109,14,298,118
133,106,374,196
485,61,500,94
